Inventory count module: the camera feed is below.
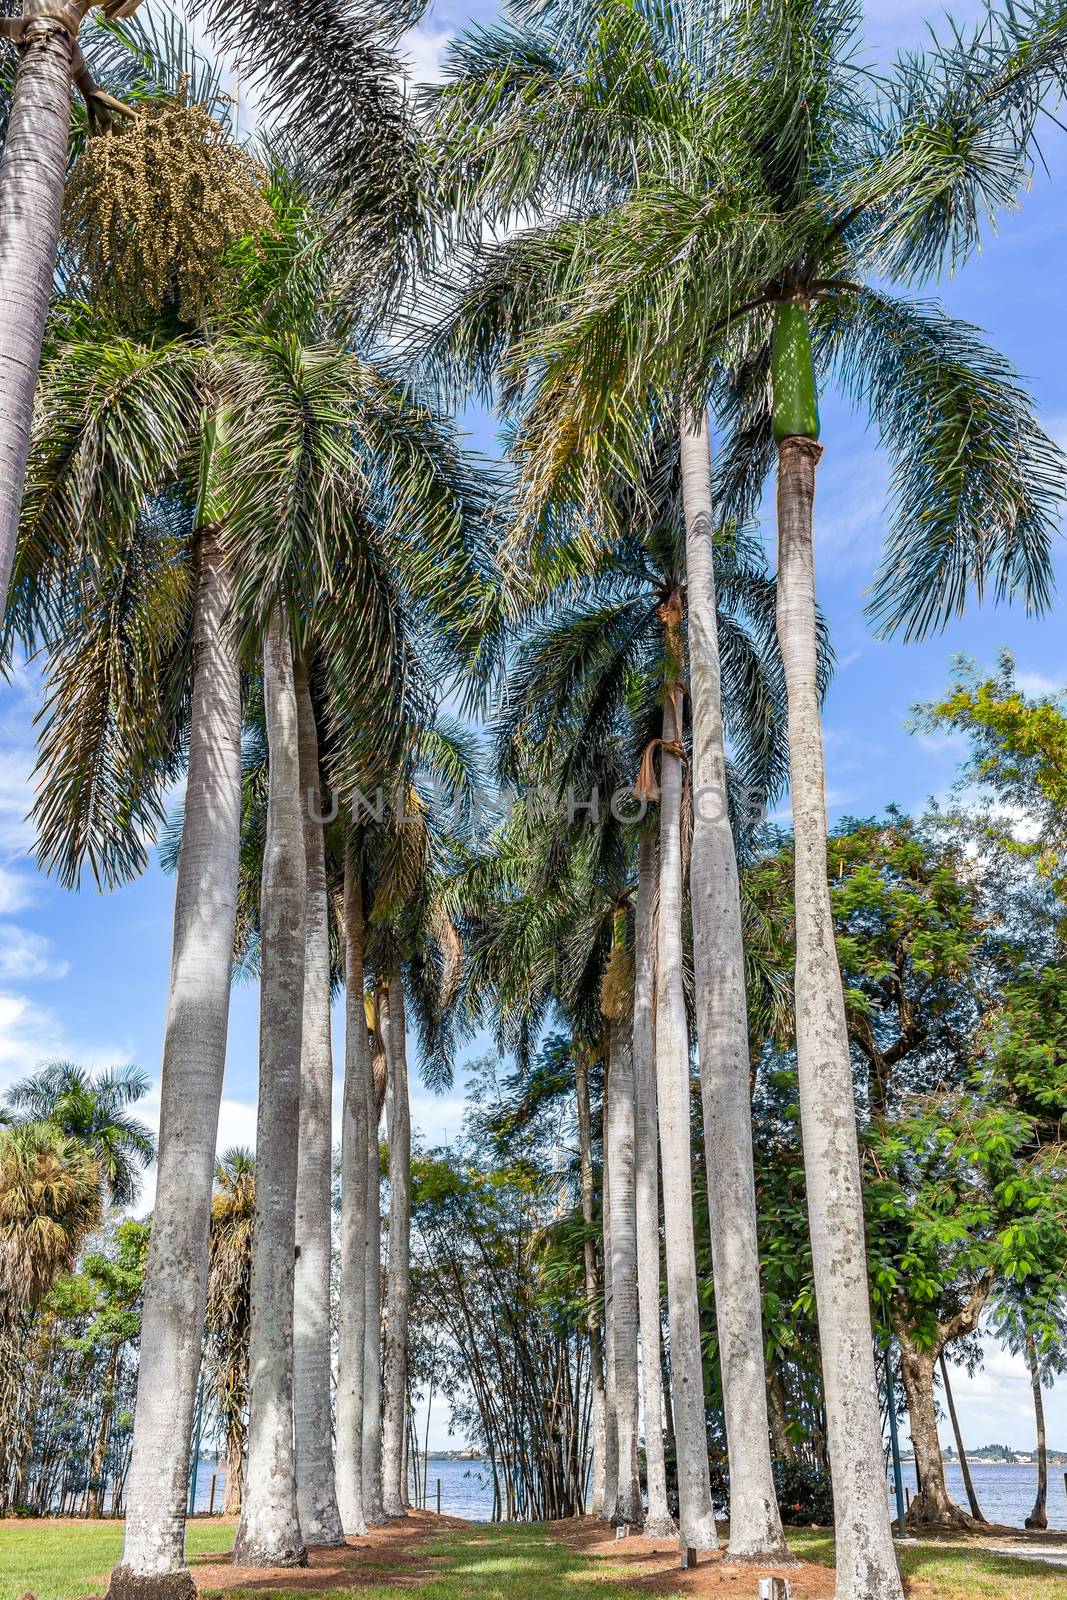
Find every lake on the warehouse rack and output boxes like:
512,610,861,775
189,1455,497,1520
190,1456,1067,1530
889,1463,1067,1531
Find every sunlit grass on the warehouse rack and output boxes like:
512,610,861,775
0,1517,234,1600
3,1514,1067,1600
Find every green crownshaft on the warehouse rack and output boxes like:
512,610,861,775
772,300,821,444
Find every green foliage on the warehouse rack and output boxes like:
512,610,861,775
917,651,1067,899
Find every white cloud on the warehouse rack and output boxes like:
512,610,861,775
1016,669,1064,700
401,21,454,85
0,925,68,981
0,989,131,1091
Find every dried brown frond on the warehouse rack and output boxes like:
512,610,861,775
63,93,275,328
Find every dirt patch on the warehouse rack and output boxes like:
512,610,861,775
189,1511,469,1595
549,1518,837,1598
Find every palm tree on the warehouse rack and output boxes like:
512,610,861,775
335,842,372,1535
0,1122,101,1321
490,490,795,1547
427,1,1067,1583
379,971,412,1518
2,1061,155,1208
457,484,793,1539
232,605,308,1570
292,657,345,1548
204,1149,255,1519
0,1122,102,1494
631,830,674,1537
0,0,145,616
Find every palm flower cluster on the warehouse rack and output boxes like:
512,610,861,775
62,91,275,328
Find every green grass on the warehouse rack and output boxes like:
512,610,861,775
0,1517,234,1600
3,1515,1067,1600
788,1527,1067,1600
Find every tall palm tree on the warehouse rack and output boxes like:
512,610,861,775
335,842,372,1535
232,605,308,1570
204,1148,255,1519
458,487,794,1539
426,2,1067,1585
292,658,344,1548
0,0,143,615
2,1061,155,1208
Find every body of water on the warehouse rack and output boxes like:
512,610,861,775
890,1463,1067,1531
189,1455,1067,1531
188,1455,496,1520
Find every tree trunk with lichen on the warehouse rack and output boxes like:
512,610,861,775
605,1002,642,1528
380,975,411,1519
292,662,345,1548
231,608,307,1571
681,413,793,1564
652,629,719,1553
633,834,676,1536
575,1051,607,1516
336,846,370,1536
0,5,74,614
107,523,241,1600
775,427,903,1600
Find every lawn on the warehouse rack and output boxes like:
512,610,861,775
2,1516,1066,1600
0,1518,234,1600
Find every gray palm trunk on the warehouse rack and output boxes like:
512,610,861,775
632,834,676,1537
775,437,903,1600
654,689,719,1551
362,1011,386,1525
574,1051,607,1516
107,528,241,1600
232,608,308,1570
0,8,74,612
606,1013,643,1527
680,417,792,1563
600,1099,619,1519
336,846,370,1536
380,974,411,1518
292,664,345,1548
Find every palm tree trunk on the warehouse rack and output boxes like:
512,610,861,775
654,671,719,1552
0,9,75,611
775,435,903,1600
336,844,370,1536
1025,1332,1049,1530
107,525,241,1599
600,1076,619,1519
362,1007,386,1526
380,974,411,1518
232,607,308,1570
574,1051,607,1516
633,834,676,1537
606,1009,642,1527
292,662,344,1548
938,1354,985,1524
681,415,792,1562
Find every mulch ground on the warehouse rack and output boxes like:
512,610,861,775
189,1512,470,1594
550,1518,837,1599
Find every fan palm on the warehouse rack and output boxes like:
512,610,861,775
0,1121,101,1322
2,1060,154,1208
426,0,1066,1582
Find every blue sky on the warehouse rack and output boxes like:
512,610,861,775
2,0,1066,1457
